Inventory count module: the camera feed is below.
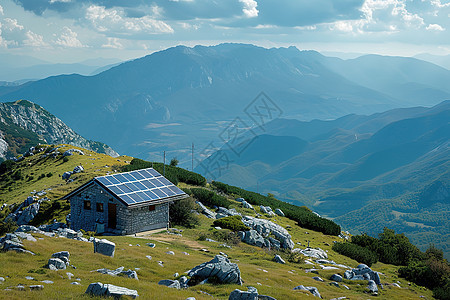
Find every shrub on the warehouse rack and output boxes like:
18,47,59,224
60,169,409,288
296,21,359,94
351,228,424,266
123,158,206,186
211,181,341,236
0,160,15,175
213,215,249,232
46,172,53,178
169,197,199,228
191,188,232,208
63,156,69,163
0,219,18,236
332,242,378,267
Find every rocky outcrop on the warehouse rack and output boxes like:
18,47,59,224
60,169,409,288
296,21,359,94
196,201,216,219
85,282,138,299
344,264,381,285
187,255,242,286
242,216,294,250
239,230,268,248
216,207,241,219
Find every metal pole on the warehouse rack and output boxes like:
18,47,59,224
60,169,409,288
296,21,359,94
163,151,166,176
191,143,194,171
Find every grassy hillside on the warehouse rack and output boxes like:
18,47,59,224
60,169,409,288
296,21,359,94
0,146,441,299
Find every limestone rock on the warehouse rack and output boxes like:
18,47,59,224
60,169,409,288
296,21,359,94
158,279,181,289
274,209,285,217
368,280,378,293
293,247,328,259
228,288,258,300
273,254,285,264
240,230,267,248
312,276,324,282
16,202,40,225
188,255,242,286
293,285,321,298
85,282,138,299
242,216,294,249
330,274,343,282
48,258,66,270
51,251,70,264
196,201,217,219
242,201,253,210
93,238,116,257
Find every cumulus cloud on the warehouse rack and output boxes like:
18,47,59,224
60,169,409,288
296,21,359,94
55,26,84,47
85,5,173,34
0,5,4,16
23,30,47,47
426,23,444,31
239,0,258,18
2,18,24,31
102,37,123,49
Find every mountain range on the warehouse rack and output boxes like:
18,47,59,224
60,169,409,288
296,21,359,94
0,44,449,166
0,100,118,160
198,101,450,257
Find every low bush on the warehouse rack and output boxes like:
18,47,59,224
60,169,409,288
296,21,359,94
213,215,249,232
0,219,18,236
191,188,232,208
211,181,341,236
169,197,199,228
332,242,378,267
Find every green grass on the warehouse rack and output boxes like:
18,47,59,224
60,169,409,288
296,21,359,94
0,146,437,299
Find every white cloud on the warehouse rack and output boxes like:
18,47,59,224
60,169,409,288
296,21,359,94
426,23,445,31
2,18,24,31
24,30,47,47
0,5,4,16
239,0,258,18
55,26,84,47
430,0,450,8
102,37,123,49
330,21,354,32
85,5,173,34
49,0,72,3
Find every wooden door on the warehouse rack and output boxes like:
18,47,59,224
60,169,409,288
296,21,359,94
108,203,117,229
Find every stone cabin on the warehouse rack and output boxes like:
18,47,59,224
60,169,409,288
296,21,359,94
62,168,188,235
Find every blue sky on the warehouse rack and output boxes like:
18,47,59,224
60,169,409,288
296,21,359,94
0,0,449,62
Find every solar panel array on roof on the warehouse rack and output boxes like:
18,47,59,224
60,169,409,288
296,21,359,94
95,168,185,205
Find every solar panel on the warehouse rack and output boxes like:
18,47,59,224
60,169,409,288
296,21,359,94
94,167,187,206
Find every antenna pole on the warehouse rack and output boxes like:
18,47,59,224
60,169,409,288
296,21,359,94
192,143,194,171
163,151,166,176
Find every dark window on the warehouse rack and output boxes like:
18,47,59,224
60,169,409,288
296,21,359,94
96,203,104,212
84,200,91,210
149,205,155,211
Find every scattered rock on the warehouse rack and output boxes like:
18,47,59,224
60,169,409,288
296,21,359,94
293,247,328,259
196,201,217,219
52,251,70,264
344,264,380,285
228,287,258,300
63,149,84,156
48,258,66,270
93,238,116,257
274,209,285,217
29,285,44,290
329,282,340,287
235,198,245,202
367,280,378,294
330,274,343,282
85,282,138,299
312,276,324,282
273,254,285,264
242,201,253,210
187,255,242,286
166,251,175,255
146,243,156,248
158,279,181,289
293,285,321,298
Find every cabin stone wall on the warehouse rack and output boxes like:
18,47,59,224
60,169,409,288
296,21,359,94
69,183,169,234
